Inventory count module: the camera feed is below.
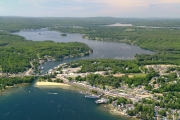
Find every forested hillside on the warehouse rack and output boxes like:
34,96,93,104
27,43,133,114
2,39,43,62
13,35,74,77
52,26,180,65
0,32,92,73
1,17,180,32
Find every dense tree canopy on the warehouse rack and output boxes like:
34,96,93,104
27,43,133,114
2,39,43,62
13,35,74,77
0,76,35,90
0,32,92,73
69,59,141,73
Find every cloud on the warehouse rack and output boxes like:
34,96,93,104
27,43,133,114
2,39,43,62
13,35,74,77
0,7,5,12
19,0,44,6
18,0,180,9
19,0,64,6
1,0,179,17
19,0,47,4
82,0,180,17
86,0,180,7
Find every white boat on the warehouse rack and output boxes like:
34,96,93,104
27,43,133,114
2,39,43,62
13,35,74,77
85,94,100,99
95,98,109,104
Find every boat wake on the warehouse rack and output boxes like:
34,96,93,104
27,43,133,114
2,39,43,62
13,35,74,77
47,92,58,95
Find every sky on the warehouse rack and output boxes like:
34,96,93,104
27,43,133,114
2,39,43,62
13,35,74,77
0,0,180,18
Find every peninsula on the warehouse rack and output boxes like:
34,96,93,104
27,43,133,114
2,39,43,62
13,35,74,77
0,31,92,92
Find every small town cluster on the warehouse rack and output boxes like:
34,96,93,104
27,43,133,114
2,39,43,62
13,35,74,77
37,63,180,120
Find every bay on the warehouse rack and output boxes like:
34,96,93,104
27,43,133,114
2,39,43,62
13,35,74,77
0,29,153,120
0,85,129,120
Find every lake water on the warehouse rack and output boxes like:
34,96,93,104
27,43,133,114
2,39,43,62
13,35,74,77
0,29,153,120
14,28,153,60
1,85,131,120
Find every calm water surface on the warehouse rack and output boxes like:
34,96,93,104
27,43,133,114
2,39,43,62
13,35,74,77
0,29,153,120
0,85,130,120
14,28,153,59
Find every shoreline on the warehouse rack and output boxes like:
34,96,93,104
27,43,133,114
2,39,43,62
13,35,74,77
34,80,136,119
35,81,71,86
67,83,137,119
0,83,31,96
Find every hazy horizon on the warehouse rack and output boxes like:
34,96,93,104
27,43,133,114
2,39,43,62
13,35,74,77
1,16,180,19
0,0,180,18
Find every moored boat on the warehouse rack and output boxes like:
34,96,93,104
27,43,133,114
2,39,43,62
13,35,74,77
95,98,109,104
85,94,100,99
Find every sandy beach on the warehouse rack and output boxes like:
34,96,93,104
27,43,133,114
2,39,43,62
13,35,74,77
35,82,71,87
